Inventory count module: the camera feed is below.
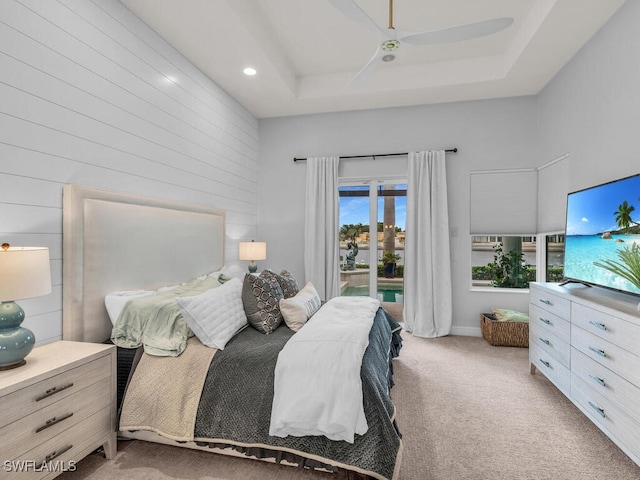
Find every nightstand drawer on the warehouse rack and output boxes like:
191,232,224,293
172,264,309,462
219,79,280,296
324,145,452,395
0,377,111,462
0,355,111,427
530,286,571,319
6,407,111,480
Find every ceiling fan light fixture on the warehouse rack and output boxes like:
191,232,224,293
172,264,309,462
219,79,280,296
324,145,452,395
330,0,513,84
381,39,400,52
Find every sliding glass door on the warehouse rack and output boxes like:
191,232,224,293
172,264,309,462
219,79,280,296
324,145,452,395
339,180,406,320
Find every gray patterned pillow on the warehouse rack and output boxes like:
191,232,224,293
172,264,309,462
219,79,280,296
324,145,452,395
241,273,284,334
261,269,299,299
257,270,283,296
277,270,299,299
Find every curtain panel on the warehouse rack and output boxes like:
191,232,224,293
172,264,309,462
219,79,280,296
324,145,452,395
304,156,341,301
403,150,453,337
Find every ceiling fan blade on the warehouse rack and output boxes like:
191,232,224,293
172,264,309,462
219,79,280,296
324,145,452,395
327,0,387,37
351,47,385,84
401,17,513,45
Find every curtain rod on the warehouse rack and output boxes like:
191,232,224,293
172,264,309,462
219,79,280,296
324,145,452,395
293,148,457,163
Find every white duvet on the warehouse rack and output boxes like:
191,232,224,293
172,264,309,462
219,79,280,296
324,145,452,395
269,296,380,443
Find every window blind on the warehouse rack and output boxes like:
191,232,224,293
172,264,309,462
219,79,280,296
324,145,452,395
470,169,538,234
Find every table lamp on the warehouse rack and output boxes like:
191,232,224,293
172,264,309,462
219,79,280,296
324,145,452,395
239,241,267,273
0,243,51,370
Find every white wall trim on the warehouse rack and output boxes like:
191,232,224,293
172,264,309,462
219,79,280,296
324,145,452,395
537,152,570,171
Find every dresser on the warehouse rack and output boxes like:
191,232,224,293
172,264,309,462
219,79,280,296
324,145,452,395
0,341,116,479
530,282,640,467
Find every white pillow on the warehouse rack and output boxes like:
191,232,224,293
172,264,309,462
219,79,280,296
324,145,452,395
104,290,155,325
279,282,322,332
176,277,247,350
220,264,245,280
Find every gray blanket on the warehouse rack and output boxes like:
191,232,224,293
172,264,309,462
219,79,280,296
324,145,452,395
193,308,402,480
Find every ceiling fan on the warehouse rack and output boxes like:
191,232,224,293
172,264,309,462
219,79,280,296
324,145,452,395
328,0,514,83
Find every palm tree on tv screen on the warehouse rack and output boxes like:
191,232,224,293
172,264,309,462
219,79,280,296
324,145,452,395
614,200,639,230
594,197,640,292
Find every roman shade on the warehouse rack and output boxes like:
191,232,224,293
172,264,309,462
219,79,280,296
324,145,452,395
470,169,538,234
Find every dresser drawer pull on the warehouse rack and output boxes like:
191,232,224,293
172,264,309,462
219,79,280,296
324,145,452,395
35,382,74,401
539,337,550,345
589,320,607,331
539,359,550,368
539,299,552,305
588,401,606,418
35,413,74,433
588,374,606,387
588,346,607,358
539,317,551,325
35,444,73,469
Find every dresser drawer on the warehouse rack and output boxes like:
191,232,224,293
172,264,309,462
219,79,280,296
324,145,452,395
571,347,640,426
0,355,111,427
5,407,112,480
571,374,640,462
530,340,570,394
530,286,571,319
530,330,570,368
0,377,111,463
529,304,570,344
572,302,640,355
572,325,640,388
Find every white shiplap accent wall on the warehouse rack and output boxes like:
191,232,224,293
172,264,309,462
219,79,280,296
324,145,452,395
0,0,259,345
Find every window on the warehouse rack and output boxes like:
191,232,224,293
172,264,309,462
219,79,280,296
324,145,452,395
471,236,537,289
339,181,406,315
542,233,565,282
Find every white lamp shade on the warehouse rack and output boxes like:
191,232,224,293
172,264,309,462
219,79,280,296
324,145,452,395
0,247,52,301
238,241,267,261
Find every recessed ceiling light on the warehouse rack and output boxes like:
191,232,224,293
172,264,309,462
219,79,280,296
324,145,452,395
243,67,257,76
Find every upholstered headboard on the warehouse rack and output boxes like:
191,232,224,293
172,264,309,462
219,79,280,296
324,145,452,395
62,185,225,343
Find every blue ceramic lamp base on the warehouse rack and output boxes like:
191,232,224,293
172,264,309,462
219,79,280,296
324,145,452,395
0,301,35,370
248,260,258,273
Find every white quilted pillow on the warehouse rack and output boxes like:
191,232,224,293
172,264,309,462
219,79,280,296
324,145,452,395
177,277,247,350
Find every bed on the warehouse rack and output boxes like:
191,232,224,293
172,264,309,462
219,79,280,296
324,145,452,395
62,184,403,480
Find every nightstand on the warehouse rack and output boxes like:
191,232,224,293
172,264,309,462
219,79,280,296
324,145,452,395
0,341,116,479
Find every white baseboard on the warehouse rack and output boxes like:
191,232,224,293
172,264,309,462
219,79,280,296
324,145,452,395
451,325,482,337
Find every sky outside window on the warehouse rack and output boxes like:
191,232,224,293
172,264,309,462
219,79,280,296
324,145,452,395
339,185,407,230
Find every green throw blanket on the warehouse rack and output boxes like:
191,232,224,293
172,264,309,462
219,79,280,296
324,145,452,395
111,276,221,356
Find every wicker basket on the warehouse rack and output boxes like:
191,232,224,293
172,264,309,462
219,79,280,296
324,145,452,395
480,313,529,348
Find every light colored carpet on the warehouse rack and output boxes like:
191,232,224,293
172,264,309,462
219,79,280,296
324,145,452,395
60,334,640,480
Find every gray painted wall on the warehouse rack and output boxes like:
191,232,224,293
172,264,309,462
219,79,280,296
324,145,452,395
4,0,638,343
258,97,538,336
0,0,258,345
536,0,640,231
259,0,640,335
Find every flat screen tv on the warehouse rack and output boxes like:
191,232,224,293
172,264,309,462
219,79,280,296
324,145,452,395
564,173,640,296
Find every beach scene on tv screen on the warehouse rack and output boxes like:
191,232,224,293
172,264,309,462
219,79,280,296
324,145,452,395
565,174,640,294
